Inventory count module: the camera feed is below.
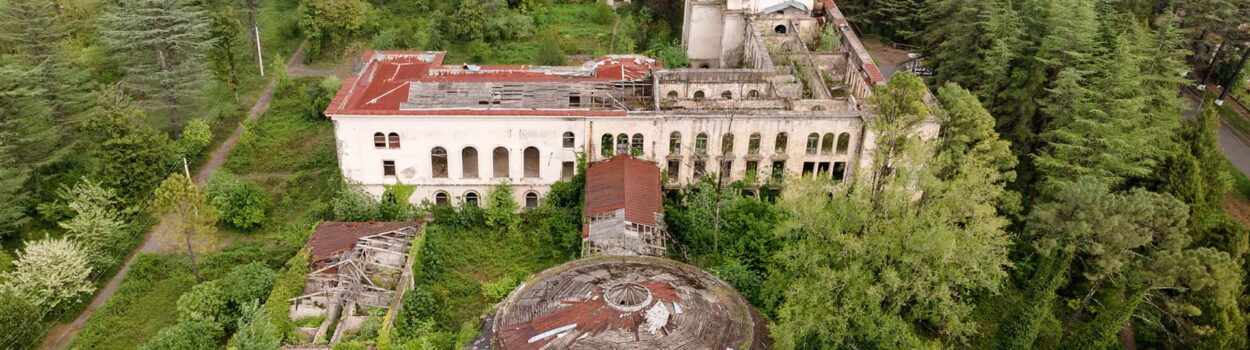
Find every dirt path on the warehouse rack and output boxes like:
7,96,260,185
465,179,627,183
36,42,331,350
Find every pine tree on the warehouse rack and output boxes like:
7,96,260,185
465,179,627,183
0,144,28,239
933,82,1020,215
1160,106,1229,211
99,0,214,133
0,60,55,167
0,0,92,120
206,2,242,99
152,174,218,283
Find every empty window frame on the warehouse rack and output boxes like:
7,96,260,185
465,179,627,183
493,147,510,178
374,132,387,148
775,25,787,34
387,132,400,148
806,133,819,155
748,133,761,155
563,132,575,148
694,160,707,178
693,90,706,100
748,90,761,99
771,161,785,181
833,161,847,181
746,160,759,178
720,160,733,180
836,133,851,155
667,159,681,181
464,191,480,207
382,160,396,176
721,133,734,155
569,94,582,107
695,133,708,155
462,147,479,178
775,132,788,153
435,192,449,206
669,132,682,154
630,134,644,156
523,147,540,178
525,192,539,208
821,133,835,154
817,162,831,176
802,162,816,176
616,133,629,155
721,91,732,99
431,147,449,178
561,161,575,180
601,134,614,158
667,90,679,99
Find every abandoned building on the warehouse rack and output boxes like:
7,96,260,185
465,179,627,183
289,221,422,343
486,156,764,349
582,155,666,257
324,0,938,206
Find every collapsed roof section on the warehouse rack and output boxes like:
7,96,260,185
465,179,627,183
325,51,661,117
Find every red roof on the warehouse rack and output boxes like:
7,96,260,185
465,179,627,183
584,156,663,230
305,221,421,265
325,51,658,117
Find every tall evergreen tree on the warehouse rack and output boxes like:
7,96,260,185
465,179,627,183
83,88,175,205
99,0,213,133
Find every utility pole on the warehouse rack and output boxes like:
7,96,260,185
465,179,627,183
181,157,202,283
246,0,264,76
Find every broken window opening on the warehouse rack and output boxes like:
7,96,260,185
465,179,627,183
695,133,708,155
601,134,614,158
721,133,735,155
833,162,847,181
630,134,644,156
435,192,450,206
667,90,679,99
748,133,761,155
667,159,681,181
694,160,707,178
721,91,732,99
464,191,480,207
775,132,788,153
693,90,705,100
772,161,786,181
774,25,787,34
523,147,541,178
462,147,479,178
806,133,819,155
561,161,575,180
821,133,835,154
748,90,761,99
616,133,629,155
493,147,510,178
431,147,449,178
669,132,682,155
836,133,851,155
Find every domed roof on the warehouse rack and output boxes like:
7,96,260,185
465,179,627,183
492,256,764,350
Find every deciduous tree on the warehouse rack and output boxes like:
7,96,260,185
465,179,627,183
152,174,218,283
2,237,95,311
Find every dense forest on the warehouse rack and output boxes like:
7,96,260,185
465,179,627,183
2,0,1250,349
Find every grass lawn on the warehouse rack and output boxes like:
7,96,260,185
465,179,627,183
69,255,195,350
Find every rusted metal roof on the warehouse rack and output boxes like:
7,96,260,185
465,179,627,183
304,221,421,265
584,156,663,227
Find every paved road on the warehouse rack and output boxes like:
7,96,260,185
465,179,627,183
1182,89,1250,176
35,44,318,350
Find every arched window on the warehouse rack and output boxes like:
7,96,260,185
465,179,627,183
431,147,449,178
721,91,733,99
836,133,851,154
464,191,480,207
775,132,788,153
601,134,614,157
748,133,761,155
630,134,644,156
721,133,735,155
387,132,400,148
811,106,825,111
493,147,510,178
695,133,708,155
693,91,705,100
434,192,449,206
806,133,819,155
774,25,787,34
523,147,540,178
525,192,539,208
462,147,478,178
374,132,386,148
667,91,679,99
616,133,629,155
563,132,575,148
669,132,682,154
698,64,710,69
748,90,760,99
821,133,835,154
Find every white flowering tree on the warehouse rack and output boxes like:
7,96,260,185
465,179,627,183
3,238,95,311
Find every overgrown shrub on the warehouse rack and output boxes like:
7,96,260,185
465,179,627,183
221,262,279,307
482,274,522,303
207,172,271,230
263,249,311,341
176,280,229,325
178,118,213,161
331,183,381,221
138,320,223,350
710,261,763,306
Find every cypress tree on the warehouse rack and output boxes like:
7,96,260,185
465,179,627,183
1060,284,1148,350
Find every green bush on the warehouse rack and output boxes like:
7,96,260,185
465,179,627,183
710,261,764,306
176,280,229,325
0,290,42,348
331,184,382,221
221,262,279,306
138,320,223,350
263,249,311,341
178,118,213,161
482,274,522,303
207,172,271,230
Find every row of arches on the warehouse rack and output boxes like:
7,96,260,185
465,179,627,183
652,131,851,156
665,89,762,100
431,190,540,208
406,146,542,179
373,132,400,149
